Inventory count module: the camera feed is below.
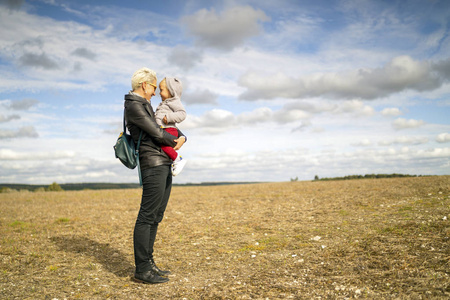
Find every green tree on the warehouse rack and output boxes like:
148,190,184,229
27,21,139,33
46,182,63,192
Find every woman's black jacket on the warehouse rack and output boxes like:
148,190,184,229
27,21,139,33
124,93,186,170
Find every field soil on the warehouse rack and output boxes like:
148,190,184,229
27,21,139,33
1,176,449,299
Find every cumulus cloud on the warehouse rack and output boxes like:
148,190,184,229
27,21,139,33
0,126,39,139
392,118,425,130
239,56,450,101
168,46,203,71
183,89,219,105
18,52,60,70
237,107,273,124
0,114,20,123
8,98,39,110
183,109,237,133
378,136,429,146
0,0,24,11
292,120,312,132
183,99,378,133
280,99,374,118
381,107,402,116
71,47,97,61
183,5,270,50
335,100,375,116
436,133,450,143
183,107,276,133
273,108,310,124
0,149,75,160
352,139,372,147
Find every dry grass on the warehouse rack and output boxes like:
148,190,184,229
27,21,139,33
1,176,449,299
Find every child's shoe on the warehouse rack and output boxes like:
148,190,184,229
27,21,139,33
172,156,187,176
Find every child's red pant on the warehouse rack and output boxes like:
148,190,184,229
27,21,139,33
161,127,178,161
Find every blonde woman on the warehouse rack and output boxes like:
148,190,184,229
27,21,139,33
125,67,186,284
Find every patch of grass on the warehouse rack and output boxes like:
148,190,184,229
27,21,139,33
398,206,413,211
47,265,58,271
377,226,405,235
8,220,30,231
338,209,350,216
239,243,266,252
55,217,70,223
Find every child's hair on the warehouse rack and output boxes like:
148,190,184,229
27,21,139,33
131,67,157,91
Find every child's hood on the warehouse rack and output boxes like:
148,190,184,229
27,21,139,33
165,77,182,99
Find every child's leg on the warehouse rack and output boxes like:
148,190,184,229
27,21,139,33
161,128,178,161
163,127,187,176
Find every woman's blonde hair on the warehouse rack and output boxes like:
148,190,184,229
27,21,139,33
131,67,157,91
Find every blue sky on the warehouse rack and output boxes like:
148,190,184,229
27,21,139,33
0,0,449,184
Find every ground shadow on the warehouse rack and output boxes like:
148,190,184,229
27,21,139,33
51,235,134,278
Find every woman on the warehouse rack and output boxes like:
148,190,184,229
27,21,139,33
125,67,186,284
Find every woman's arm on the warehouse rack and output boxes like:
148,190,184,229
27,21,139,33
173,136,186,151
127,102,177,147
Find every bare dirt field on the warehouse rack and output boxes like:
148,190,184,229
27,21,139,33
1,176,449,299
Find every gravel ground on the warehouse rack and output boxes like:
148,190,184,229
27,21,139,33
1,176,449,299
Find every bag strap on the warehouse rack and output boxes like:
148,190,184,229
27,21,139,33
124,108,144,186
136,131,143,186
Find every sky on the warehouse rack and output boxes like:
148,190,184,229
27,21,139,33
0,0,449,185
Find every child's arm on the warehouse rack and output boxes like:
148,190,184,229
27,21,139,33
165,99,186,124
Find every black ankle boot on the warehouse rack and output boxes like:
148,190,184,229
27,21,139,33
150,258,171,276
133,269,169,284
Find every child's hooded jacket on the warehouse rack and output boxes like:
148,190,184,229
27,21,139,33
155,77,186,128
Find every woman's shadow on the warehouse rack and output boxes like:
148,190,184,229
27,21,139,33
51,235,134,278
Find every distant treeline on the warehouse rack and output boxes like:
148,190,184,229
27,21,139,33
313,174,426,181
0,181,261,193
0,182,140,193
1,175,431,192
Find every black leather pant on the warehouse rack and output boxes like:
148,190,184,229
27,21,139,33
133,164,172,273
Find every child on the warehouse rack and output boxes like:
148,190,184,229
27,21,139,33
155,77,187,176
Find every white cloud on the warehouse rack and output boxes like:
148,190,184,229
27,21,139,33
0,99,40,111
334,100,375,116
392,118,425,130
381,107,402,116
436,133,450,143
378,136,429,146
273,108,310,124
0,8,171,92
182,98,380,134
178,145,450,183
239,56,450,101
0,0,24,11
352,139,372,147
237,107,273,124
0,148,75,160
183,5,270,50
0,114,20,123
0,126,39,139
182,109,237,133
183,88,218,105
183,105,310,132
280,99,375,119
18,52,61,70
414,147,450,158
168,46,203,71
71,47,97,61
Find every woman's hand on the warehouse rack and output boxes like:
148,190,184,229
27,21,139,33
173,136,186,151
